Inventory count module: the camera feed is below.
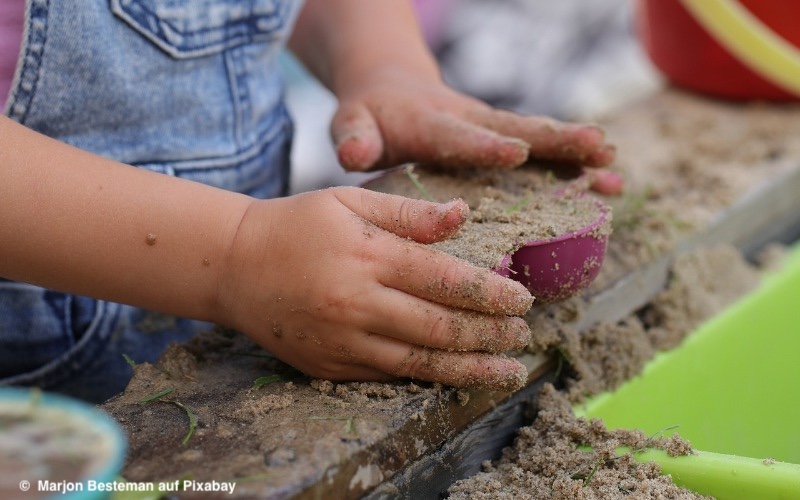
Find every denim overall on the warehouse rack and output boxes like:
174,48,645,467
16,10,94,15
1,0,304,402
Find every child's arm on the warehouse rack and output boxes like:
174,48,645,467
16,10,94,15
0,116,533,390
289,0,623,195
0,116,250,321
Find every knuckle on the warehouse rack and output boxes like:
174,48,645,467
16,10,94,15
396,197,420,232
427,257,489,308
421,311,454,349
355,187,380,217
325,290,367,324
392,347,432,379
433,258,466,296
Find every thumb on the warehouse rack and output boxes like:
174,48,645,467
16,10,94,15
334,187,469,244
331,101,384,171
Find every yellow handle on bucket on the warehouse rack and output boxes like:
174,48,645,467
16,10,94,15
679,0,800,96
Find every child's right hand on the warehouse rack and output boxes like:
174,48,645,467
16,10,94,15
1,117,532,390
213,187,534,390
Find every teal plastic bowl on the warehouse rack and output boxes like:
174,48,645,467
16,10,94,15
0,387,127,499
577,244,800,499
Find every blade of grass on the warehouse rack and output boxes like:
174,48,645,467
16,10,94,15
137,387,197,445
344,417,356,435
505,192,533,215
139,387,174,404
253,374,289,389
168,400,198,445
122,353,137,369
642,425,681,449
581,459,603,486
404,165,435,202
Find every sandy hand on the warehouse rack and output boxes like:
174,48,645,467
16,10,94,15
331,69,623,195
215,187,534,391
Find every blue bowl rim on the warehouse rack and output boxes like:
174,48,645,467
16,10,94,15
0,387,127,498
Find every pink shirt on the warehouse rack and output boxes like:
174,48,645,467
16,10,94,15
1,0,25,111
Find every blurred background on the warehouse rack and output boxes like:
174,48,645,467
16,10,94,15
284,0,664,194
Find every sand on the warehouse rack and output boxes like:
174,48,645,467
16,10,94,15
447,384,705,500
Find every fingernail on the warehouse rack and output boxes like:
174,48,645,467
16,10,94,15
587,144,617,168
437,198,468,223
509,137,531,149
336,131,361,145
585,124,606,140
491,358,528,392
504,280,534,315
337,132,381,171
501,138,530,167
510,317,532,348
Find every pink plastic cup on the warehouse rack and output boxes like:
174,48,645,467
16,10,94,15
494,196,610,303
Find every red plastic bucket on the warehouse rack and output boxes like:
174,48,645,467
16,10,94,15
636,0,800,100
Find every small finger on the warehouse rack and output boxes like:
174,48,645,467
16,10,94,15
292,329,528,391
402,113,530,169
380,245,533,316
358,290,531,352
470,108,616,168
384,343,529,392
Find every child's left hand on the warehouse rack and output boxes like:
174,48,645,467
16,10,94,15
330,67,623,195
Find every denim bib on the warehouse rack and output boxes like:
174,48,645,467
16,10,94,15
1,0,304,402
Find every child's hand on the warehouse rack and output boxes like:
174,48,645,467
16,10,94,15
331,67,622,195
214,187,534,390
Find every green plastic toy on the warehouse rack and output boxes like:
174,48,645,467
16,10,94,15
577,243,800,499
